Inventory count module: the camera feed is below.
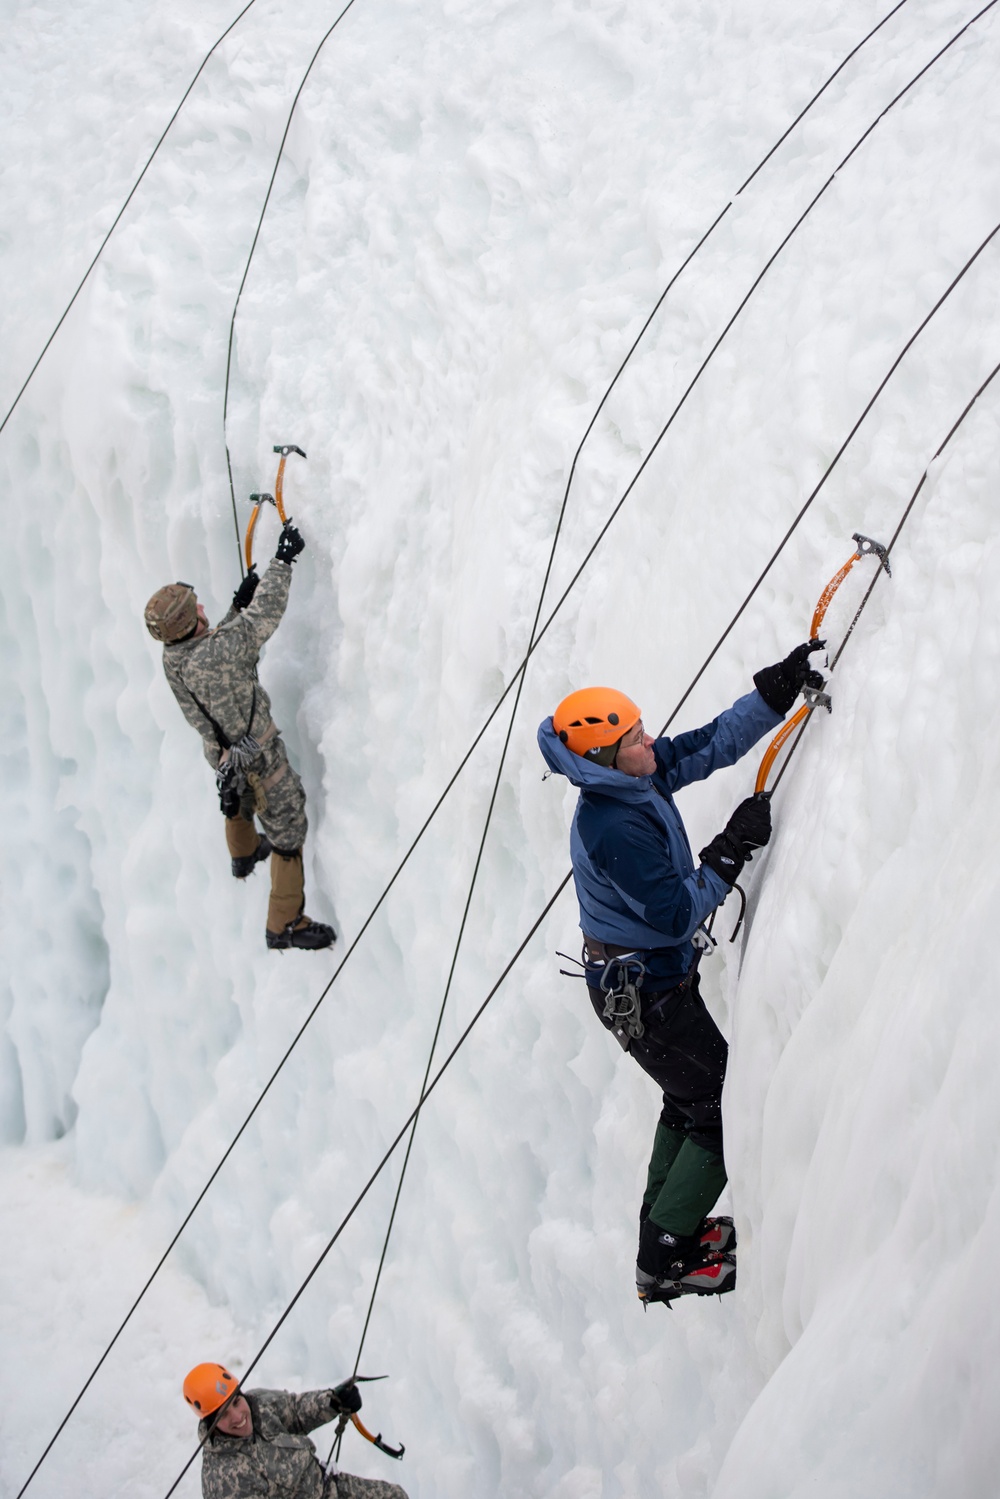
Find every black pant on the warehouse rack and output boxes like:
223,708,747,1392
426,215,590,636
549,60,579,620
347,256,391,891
588,974,728,1157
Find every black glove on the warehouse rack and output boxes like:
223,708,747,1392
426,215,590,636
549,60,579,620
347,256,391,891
699,832,745,886
330,1379,362,1414
753,639,826,716
275,521,305,565
700,796,772,886
232,566,259,612
724,794,772,851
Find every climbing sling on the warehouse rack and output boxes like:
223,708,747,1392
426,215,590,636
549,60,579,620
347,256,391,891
185,682,264,817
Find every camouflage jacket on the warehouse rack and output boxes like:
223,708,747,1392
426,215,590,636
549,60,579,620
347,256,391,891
198,1388,340,1499
162,561,292,767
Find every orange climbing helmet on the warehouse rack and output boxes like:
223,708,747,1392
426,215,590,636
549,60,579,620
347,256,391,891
183,1363,239,1417
553,687,641,758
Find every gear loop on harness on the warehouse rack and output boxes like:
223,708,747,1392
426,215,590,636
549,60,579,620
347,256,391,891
597,952,647,1040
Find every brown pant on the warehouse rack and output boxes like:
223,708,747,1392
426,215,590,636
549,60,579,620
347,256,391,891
224,734,308,932
226,817,306,933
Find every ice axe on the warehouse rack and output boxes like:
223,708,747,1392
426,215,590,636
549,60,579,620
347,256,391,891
754,531,889,797
242,444,307,572
325,1374,405,1472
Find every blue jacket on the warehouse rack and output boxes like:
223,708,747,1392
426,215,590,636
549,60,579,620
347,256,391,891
537,689,782,987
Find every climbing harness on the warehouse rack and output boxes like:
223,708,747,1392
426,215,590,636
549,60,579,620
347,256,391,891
243,444,307,572
560,926,717,1049
184,682,263,816
753,532,890,797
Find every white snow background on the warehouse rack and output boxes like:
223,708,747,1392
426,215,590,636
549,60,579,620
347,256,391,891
2,0,1000,1494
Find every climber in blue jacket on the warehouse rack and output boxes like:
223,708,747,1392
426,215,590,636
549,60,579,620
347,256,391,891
537,642,823,1305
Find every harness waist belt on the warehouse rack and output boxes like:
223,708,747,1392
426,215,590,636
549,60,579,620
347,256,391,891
219,718,278,765
582,937,642,965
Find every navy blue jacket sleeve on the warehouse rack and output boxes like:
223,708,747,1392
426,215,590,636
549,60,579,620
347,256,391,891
655,688,782,794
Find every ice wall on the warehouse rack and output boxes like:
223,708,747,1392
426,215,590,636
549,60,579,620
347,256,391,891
2,0,1000,1495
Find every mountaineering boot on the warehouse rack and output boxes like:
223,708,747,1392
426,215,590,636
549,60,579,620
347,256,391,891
697,1215,736,1254
264,847,334,949
636,1252,736,1307
266,916,336,951
638,1218,713,1279
639,1200,736,1255
231,835,272,879
635,1216,736,1307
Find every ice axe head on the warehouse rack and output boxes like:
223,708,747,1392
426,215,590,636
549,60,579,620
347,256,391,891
852,532,891,577
273,444,307,459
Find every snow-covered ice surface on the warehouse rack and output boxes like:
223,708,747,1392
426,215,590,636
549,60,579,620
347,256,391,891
3,0,1000,1494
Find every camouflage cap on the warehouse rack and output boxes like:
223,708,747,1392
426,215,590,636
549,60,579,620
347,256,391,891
144,583,197,643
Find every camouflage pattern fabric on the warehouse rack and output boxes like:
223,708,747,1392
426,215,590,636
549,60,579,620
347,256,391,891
235,735,307,853
162,560,293,767
328,1473,408,1499
198,1389,409,1499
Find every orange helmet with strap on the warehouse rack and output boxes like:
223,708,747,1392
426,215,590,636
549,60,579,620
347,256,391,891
183,1363,239,1416
553,687,641,758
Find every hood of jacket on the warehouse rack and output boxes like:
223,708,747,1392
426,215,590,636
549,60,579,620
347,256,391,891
537,717,659,804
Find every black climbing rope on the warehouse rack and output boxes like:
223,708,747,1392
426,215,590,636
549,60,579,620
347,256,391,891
329,0,922,1431
654,213,1000,740
533,0,1000,747
222,0,363,574
765,351,1000,795
0,0,260,441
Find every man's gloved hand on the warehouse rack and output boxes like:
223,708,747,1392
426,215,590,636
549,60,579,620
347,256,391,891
753,639,826,716
275,521,305,565
699,832,745,886
725,794,772,851
232,566,259,612
330,1379,362,1414
700,796,772,886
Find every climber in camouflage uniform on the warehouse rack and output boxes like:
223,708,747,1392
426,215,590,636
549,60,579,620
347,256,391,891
183,1363,409,1499
145,522,334,951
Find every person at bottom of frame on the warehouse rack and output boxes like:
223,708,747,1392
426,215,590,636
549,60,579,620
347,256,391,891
183,1362,409,1499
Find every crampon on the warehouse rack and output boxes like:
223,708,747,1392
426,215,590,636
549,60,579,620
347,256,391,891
636,1250,736,1308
